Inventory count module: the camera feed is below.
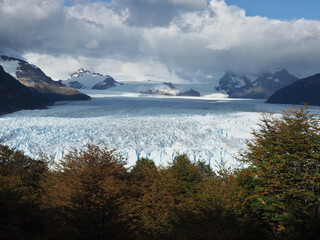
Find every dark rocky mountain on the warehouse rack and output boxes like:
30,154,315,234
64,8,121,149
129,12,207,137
0,56,90,104
267,73,320,106
0,66,45,115
215,71,252,95
92,76,118,90
216,69,298,99
68,81,84,89
241,69,298,99
163,82,177,90
177,88,201,97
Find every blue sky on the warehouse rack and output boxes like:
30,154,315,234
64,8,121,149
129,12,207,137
225,0,320,20
64,0,111,6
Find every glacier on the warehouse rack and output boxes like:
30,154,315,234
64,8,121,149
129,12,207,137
1,87,319,169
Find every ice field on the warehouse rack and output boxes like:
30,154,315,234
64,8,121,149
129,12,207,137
1,87,320,169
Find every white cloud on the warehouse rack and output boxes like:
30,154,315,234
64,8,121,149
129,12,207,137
23,53,187,83
1,0,320,82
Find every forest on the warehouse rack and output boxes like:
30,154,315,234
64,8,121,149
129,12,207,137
1,106,320,240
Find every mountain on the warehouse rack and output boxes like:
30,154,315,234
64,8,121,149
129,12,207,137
267,73,320,106
0,65,45,115
0,56,90,104
63,68,121,90
215,71,252,94
141,82,201,97
241,69,299,98
177,88,201,97
216,69,298,99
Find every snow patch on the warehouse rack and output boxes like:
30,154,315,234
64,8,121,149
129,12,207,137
0,58,20,78
234,76,246,88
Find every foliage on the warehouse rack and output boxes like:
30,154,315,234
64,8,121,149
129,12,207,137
43,143,132,240
0,145,48,240
239,106,320,239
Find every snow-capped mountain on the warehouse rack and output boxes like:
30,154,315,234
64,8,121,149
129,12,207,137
215,71,252,96
0,56,90,104
253,69,298,90
63,68,121,90
216,69,298,99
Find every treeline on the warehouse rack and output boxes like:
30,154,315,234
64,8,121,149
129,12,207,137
1,107,320,240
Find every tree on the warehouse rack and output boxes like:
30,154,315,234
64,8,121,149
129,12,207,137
131,157,158,182
125,158,159,237
132,154,217,240
239,106,320,239
169,154,203,191
43,143,132,240
0,145,48,240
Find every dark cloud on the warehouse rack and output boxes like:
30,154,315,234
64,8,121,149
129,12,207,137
113,0,205,27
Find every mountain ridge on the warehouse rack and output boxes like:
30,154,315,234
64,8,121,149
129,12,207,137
0,65,45,115
267,73,320,106
216,69,298,99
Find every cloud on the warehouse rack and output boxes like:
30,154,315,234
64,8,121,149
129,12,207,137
112,0,206,27
0,0,64,56
0,0,320,82
24,52,186,82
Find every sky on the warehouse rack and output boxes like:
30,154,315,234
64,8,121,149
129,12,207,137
0,0,320,82
225,0,320,20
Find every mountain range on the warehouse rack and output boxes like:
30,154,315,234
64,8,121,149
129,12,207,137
1,54,320,115
216,69,299,99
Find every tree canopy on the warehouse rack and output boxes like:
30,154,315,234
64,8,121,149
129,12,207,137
239,106,320,238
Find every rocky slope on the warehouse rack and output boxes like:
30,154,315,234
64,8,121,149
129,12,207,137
267,73,320,106
215,71,252,95
0,56,90,104
0,65,44,115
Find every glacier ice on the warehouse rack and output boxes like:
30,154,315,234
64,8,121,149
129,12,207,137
1,88,319,170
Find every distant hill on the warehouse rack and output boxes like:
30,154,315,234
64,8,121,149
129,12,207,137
141,82,201,97
63,68,121,90
0,65,44,115
0,56,90,104
216,69,298,99
267,73,320,106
